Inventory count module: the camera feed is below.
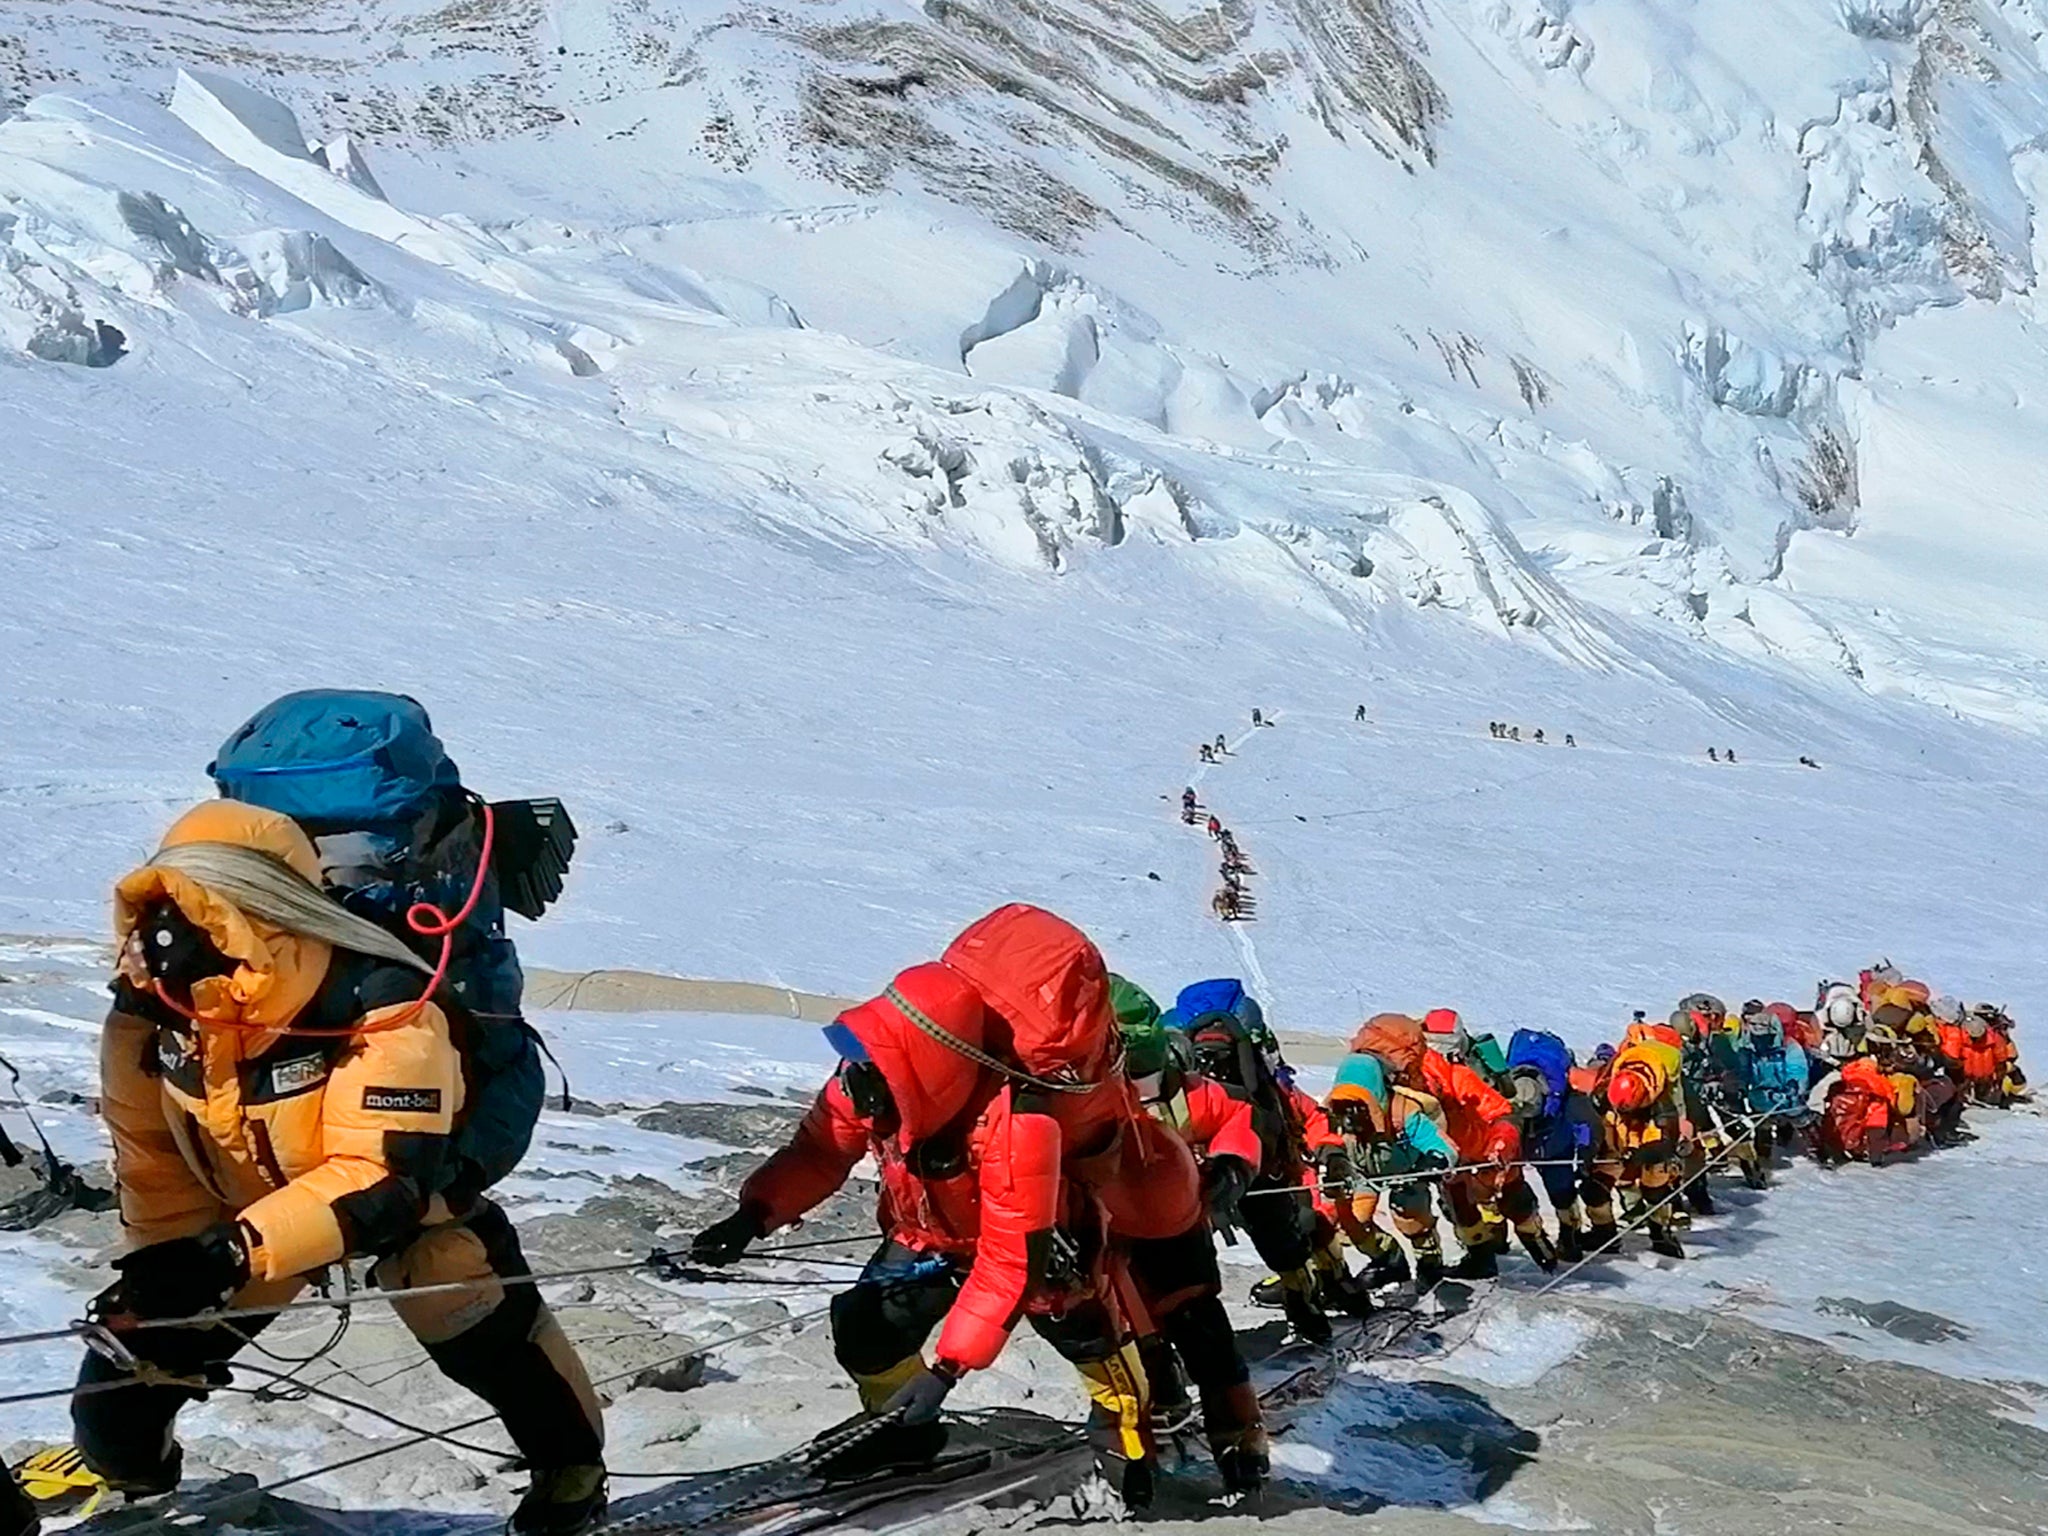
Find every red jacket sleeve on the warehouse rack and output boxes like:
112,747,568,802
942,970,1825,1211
1183,1075,1264,1169
1287,1084,1341,1152
738,1079,871,1231
936,1093,1062,1372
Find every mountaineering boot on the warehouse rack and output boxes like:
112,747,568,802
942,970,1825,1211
811,1419,949,1483
1247,1275,1285,1310
1280,1284,1333,1345
1204,1381,1269,1494
511,1466,608,1536
1449,1242,1499,1282
1312,1243,1375,1318
1583,1219,1621,1257
1555,1222,1584,1266
1325,1268,1378,1318
1685,1182,1717,1217
1076,1346,1156,1513
2,1469,39,1536
1515,1225,1559,1273
1358,1232,1411,1289
1408,1238,1446,1297
1139,1334,1196,1437
12,1447,114,1516
1647,1222,1685,1261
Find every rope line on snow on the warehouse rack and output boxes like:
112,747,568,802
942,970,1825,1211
97,1301,843,1536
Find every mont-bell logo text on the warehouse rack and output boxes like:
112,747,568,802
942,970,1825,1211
363,1086,442,1114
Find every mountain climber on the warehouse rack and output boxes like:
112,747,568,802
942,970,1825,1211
1110,979,1269,1491
1351,1013,1521,1282
1215,734,1229,756
1251,709,1264,727
1708,748,1718,762
1207,815,1223,840
1501,1029,1601,1265
1938,1005,2027,1105
1585,1026,1686,1258
206,691,573,1219
1423,1009,1510,1092
1181,788,1198,823
1810,1035,1909,1166
1176,981,1353,1340
693,956,1163,1505
1867,1015,1962,1149
1671,995,1738,1212
1355,705,1368,723
1716,1004,1812,1161
1319,1051,1454,1288
1534,729,1545,744
65,804,606,1535
1199,743,1214,763
1565,734,1576,747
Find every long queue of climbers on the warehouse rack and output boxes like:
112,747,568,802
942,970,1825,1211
0,690,2030,1536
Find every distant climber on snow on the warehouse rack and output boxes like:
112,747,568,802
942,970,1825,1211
1181,787,1198,823
1355,705,1368,723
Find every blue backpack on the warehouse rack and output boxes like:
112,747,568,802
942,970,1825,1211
1175,978,1264,1035
1507,1028,1573,1118
210,690,576,1200
210,690,461,831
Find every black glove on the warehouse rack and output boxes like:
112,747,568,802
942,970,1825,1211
1201,1156,1252,1228
882,1360,960,1425
1315,1146,1354,1189
689,1204,765,1266
108,1222,251,1321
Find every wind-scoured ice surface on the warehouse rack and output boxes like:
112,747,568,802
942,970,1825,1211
7,0,2048,1523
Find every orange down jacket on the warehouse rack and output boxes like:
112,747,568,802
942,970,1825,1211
102,804,466,1285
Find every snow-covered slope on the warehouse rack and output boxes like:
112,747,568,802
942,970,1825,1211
6,8,2048,1521
4,0,2048,1014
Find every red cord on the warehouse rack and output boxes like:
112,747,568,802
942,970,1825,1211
152,801,496,1038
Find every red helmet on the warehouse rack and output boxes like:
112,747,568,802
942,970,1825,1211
1606,1065,1652,1114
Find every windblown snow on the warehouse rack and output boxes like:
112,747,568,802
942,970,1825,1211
5,0,2048,1526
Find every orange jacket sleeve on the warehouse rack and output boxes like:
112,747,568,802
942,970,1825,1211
100,1007,225,1247
936,1093,1062,1372
239,1001,466,1281
1443,1059,1512,1123
739,1078,872,1230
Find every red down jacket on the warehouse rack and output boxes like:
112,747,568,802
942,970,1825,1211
1161,1072,1265,1170
740,963,1061,1373
942,904,1201,1241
